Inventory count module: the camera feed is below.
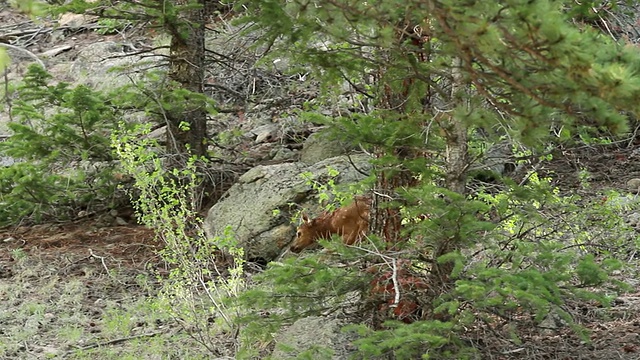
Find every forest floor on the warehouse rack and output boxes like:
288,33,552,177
2,145,640,360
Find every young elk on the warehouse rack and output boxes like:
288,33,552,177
290,196,371,253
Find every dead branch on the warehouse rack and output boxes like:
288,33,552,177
67,331,167,353
0,42,45,69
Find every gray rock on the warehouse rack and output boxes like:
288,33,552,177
626,178,640,192
203,154,371,261
0,156,16,166
625,212,640,228
140,125,167,142
58,13,98,28
251,124,279,143
270,147,297,162
469,140,517,176
272,316,357,360
300,131,356,165
68,41,157,91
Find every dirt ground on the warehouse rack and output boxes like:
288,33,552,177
0,222,168,359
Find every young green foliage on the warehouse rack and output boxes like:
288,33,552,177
112,123,245,355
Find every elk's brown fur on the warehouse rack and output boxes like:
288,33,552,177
290,196,371,253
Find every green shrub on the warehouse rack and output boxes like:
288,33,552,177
0,64,126,225
112,123,245,356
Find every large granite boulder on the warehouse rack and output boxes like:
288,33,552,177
203,154,371,262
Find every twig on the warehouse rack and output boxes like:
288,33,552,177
0,42,45,69
518,159,545,187
88,248,109,274
591,6,617,41
57,255,92,275
349,239,406,308
627,123,640,148
87,249,127,285
371,191,394,200
0,27,50,40
501,348,526,355
102,45,169,60
204,82,247,102
198,275,233,328
389,258,400,308
347,153,370,176
68,331,166,352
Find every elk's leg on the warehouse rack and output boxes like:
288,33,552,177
343,225,362,245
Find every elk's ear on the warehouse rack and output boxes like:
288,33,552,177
301,212,310,223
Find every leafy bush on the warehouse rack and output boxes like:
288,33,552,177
112,124,245,357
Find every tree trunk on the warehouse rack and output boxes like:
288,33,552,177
430,57,468,291
370,22,427,249
166,0,207,156
370,154,417,248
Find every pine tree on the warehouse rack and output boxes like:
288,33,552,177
236,0,640,357
57,0,216,156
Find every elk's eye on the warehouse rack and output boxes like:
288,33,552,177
296,231,302,238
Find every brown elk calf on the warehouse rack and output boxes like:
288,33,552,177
290,196,371,253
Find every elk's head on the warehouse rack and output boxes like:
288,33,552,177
290,213,321,253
